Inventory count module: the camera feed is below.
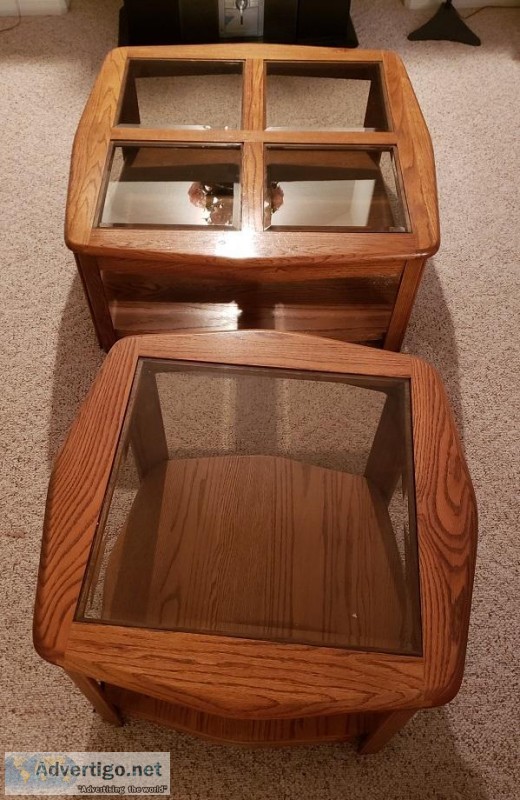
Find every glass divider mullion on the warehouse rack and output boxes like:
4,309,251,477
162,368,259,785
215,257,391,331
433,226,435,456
242,59,266,131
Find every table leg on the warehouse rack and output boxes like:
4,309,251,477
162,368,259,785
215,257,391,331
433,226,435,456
384,258,427,351
75,254,117,352
358,710,415,754
65,670,122,726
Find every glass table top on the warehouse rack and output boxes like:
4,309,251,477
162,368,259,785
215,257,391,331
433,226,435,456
264,147,408,232
97,144,407,232
99,144,242,229
94,54,412,233
117,59,243,129
77,358,422,656
266,62,388,132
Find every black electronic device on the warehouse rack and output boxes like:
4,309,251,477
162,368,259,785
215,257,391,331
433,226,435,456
119,0,358,48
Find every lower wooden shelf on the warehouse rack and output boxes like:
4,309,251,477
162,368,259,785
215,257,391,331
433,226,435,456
103,684,375,746
98,454,416,655
110,299,390,344
105,273,398,344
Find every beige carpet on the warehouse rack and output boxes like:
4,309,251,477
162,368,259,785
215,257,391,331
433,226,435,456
1,1,519,798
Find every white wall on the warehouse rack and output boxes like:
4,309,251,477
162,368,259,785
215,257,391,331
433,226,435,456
0,0,70,15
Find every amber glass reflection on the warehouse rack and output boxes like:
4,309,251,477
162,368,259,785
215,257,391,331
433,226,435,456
77,359,421,656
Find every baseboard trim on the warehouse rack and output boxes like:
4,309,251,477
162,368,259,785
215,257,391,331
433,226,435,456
0,0,70,16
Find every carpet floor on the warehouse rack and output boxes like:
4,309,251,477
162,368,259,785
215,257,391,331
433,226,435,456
1,1,519,798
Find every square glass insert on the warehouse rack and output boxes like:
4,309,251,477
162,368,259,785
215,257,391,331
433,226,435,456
98,144,241,229
77,359,422,657
266,61,389,132
117,59,243,129
264,146,409,232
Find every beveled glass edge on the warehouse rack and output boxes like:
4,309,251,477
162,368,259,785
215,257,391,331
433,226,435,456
262,143,412,233
94,141,243,231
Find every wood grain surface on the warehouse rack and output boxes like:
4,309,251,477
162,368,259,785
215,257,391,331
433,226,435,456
99,455,413,654
64,621,424,719
104,684,377,746
410,358,478,704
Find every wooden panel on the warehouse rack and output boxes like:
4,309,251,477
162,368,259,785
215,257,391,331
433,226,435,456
33,337,140,664
109,300,392,343
104,271,401,343
87,227,416,264
102,271,400,305
382,52,439,255
241,141,264,231
111,300,239,336
64,622,424,719
131,330,414,377
66,48,127,248
98,256,405,282
105,685,374,745
123,44,386,62
242,59,265,130
410,358,477,706
109,128,397,146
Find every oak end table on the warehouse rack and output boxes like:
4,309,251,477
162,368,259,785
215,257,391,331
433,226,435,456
66,44,439,352
34,331,476,752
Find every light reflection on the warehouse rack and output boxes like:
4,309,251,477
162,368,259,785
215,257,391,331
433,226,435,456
215,230,257,259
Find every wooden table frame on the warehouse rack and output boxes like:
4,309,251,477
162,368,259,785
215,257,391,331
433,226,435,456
34,331,475,751
66,44,439,352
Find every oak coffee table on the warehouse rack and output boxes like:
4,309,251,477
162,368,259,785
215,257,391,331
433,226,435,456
34,331,476,752
66,44,439,352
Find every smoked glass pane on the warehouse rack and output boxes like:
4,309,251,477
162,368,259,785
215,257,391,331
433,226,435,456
98,144,241,229
117,59,243,129
266,61,388,132
77,359,421,657
264,147,409,232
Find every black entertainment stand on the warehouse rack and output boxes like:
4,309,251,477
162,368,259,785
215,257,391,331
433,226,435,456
119,0,358,48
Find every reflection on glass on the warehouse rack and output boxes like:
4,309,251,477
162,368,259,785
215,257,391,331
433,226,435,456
266,62,389,132
219,0,265,38
117,59,243,129
264,147,409,232
98,145,241,229
77,359,421,657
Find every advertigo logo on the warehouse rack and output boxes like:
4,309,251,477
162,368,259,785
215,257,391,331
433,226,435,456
4,752,171,796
